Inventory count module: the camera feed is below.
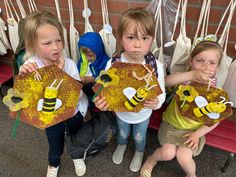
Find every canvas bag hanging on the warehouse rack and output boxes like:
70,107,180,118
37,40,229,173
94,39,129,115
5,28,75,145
4,0,20,53
83,0,93,33
170,0,191,74
156,0,167,76
99,0,116,57
0,16,11,51
150,0,161,59
164,0,182,48
214,0,235,87
68,0,79,62
223,59,236,107
55,0,70,58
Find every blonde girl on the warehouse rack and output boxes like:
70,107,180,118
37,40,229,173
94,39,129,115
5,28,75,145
141,41,223,177
19,11,88,177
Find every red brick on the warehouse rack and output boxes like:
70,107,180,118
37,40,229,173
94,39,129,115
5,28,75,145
130,2,149,9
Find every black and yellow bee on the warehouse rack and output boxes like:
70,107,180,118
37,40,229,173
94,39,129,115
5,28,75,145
37,79,63,114
193,96,233,119
124,87,148,110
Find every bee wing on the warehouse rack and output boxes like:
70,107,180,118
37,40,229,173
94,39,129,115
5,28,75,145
195,96,208,108
55,99,62,110
37,99,44,111
123,87,136,100
207,113,220,119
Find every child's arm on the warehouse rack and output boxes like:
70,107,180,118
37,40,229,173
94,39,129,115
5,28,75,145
165,69,214,87
183,122,219,150
94,96,109,111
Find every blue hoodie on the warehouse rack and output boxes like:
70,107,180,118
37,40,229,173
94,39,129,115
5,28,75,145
77,32,110,78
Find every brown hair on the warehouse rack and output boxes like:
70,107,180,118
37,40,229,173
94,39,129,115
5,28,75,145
191,41,223,64
116,7,155,52
23,10,64,58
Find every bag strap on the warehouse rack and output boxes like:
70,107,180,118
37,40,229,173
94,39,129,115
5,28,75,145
193,0,209,41
218,0,236,53
16,0,27,18
27,0,38,13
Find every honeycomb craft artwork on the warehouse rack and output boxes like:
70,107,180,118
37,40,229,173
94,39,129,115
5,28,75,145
3,65,82,129
175,82,233,126
93,62,163,112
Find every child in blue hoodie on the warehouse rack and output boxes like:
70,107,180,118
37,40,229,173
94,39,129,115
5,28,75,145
77,32,109,83
77,32,110,112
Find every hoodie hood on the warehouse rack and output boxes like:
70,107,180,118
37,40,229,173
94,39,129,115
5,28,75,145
77,32,109,78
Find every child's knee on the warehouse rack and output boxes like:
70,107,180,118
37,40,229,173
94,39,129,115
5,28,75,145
160,145,176,160
119,129,129,139
134,132,144,143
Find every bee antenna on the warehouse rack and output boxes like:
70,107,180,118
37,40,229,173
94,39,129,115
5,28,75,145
56,79,63,89
148,84,157,90
219,96,226,103
50,79,57,88
224,101,234,107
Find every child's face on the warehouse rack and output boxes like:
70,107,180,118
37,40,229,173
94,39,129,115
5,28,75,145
189,49,221,74
35,24,63,65
81,48,96,63
121,22,153,63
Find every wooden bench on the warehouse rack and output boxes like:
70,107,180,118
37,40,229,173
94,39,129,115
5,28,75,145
149,108,236,174
0,63,13,99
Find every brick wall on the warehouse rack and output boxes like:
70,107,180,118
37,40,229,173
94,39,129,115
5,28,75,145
0,0,235,66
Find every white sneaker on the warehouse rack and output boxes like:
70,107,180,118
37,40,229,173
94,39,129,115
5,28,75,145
73,159,86,176
112,144,127,164
46,166,59,177
130,150,144,172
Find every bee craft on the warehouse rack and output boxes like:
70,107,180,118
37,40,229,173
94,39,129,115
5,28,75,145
37,79,63,114
193,96,233,119
123,64,157,110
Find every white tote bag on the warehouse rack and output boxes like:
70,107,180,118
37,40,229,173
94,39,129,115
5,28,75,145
4,0,20,53
99,0,116,57
170,0,191,73
150,0,162,59
68,0,80,62
223,59,236,107
215,0,235,87
0,16,11,50
83,0,94,33
0,38,7,55
55,0,70,58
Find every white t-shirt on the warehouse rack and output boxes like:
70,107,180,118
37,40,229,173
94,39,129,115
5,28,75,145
105,53,166,124
23,56,88,117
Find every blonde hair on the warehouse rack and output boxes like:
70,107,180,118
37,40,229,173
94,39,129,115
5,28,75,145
191,42,223,64
116,7,155,52
23,11,64,59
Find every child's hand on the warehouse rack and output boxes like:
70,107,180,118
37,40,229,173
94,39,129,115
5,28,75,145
193,67,214,85
53,56,65,69
19,62,38,74
183,132,199,150
94,96,109,111
81,76,95,84
144,98,159,110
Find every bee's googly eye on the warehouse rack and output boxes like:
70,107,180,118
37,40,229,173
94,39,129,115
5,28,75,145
194,37,204,46
204,34,217,42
